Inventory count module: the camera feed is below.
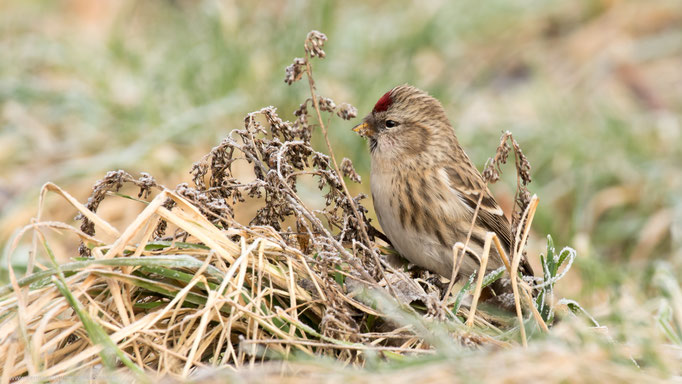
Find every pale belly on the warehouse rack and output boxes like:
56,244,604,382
370,168,479,278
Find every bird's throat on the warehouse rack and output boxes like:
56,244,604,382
369,137,378,154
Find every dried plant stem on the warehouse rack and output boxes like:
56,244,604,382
303,55,397,298
494,233,549,333
493,235,512,272
442,191,485,305
510,195,539,347
466,232,493,327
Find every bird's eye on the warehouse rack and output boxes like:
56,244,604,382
385,120,399,128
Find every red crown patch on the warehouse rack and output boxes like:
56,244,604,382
373,91,392,113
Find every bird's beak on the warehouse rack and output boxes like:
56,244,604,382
352,122,371,138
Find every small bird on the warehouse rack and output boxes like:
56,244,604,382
353,85,533,305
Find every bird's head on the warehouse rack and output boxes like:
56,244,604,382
353,85,453,159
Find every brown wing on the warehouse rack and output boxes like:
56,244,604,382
445,167,534,277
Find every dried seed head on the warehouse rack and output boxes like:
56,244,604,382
513,143,532,186
137,172,158,198
483,132,511,184
153,197,176,239
341,158,361,183
284,57,306,85
304,30,327,58
317,96,336,113
293,100,310,137
336,103,357,120
481,131,534,253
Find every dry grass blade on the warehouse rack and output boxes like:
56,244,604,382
510,195,540,347
466,232,493,327
40,182,121,240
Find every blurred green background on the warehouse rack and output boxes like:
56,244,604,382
1,0,681,306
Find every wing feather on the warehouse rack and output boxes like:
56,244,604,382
443,166,534,277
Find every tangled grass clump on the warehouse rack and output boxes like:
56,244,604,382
0,31,585,381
